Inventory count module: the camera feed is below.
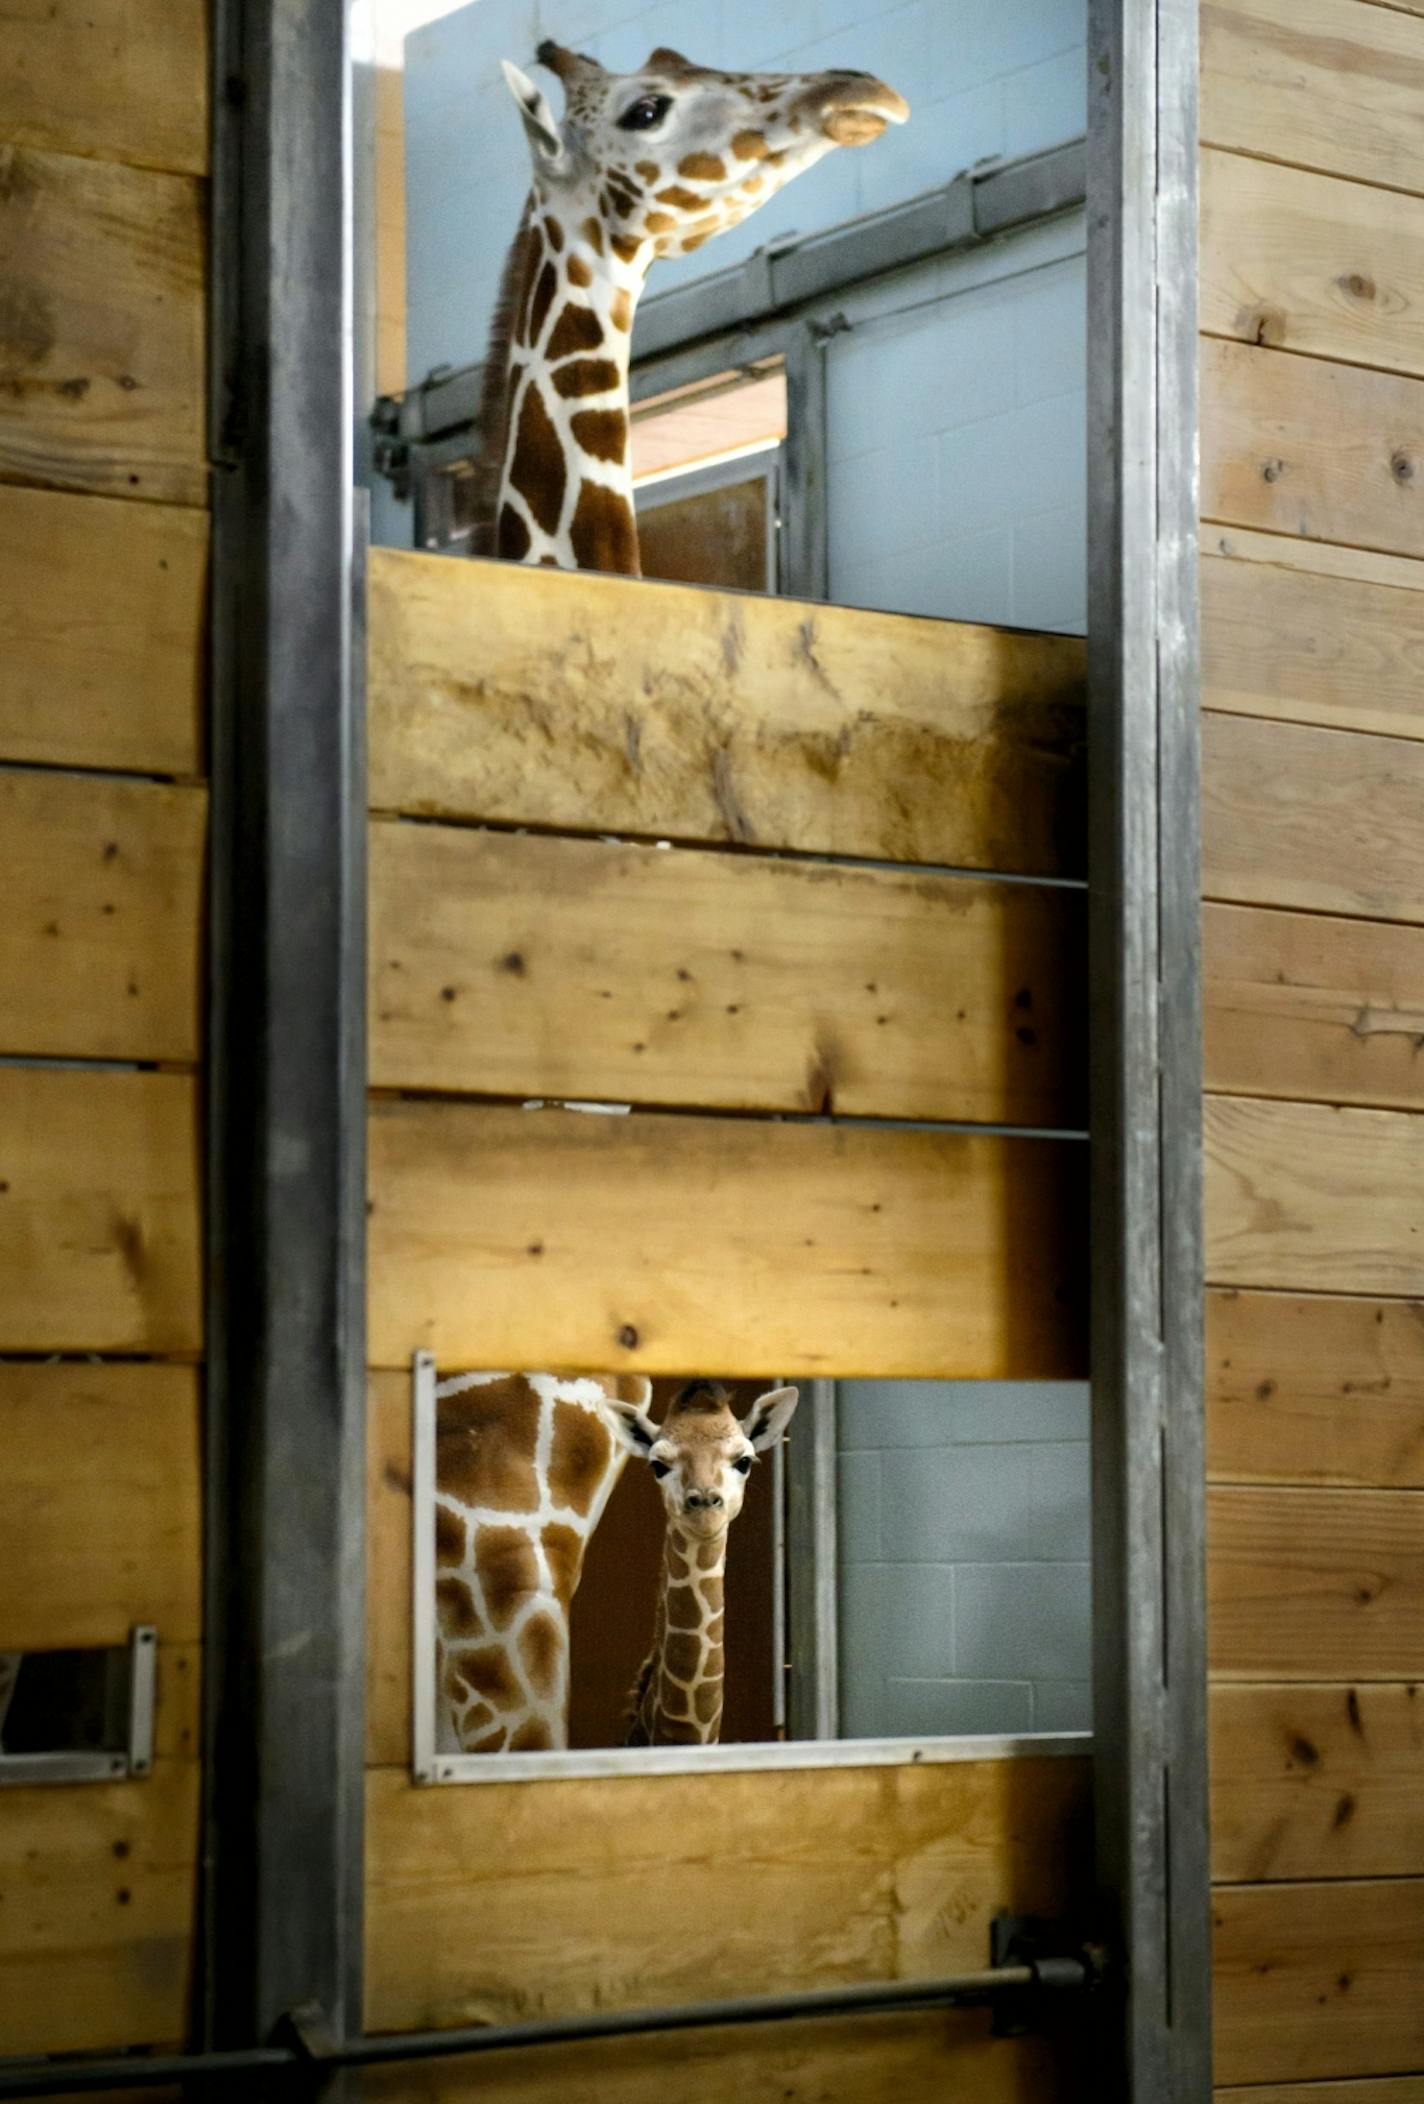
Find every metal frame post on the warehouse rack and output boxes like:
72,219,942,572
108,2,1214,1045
1087,0,1210,2095
203,0,366,2056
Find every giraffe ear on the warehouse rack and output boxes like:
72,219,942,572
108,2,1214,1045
743,1385,800,1452
605,1394,659,1455
501,60,568,173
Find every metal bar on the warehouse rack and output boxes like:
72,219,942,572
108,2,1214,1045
125,1624,156,1778
410,1350,438,1783
786,1379,839,1740
781,322,829,601
1086,0,1209,2097
203,0,366,2062
0,1954,1096,2097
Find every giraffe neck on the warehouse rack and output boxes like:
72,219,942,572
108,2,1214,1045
434,1373,629,1754
489,194,650,573
627,1524,727,1746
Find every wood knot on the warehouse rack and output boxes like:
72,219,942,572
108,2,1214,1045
1261,457,1286,484
617,1323,640,1350
1338,271,1376,303
1392,450,1415,485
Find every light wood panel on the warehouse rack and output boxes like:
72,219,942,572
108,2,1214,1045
1203,714,1424,926
0,1362,200,1650
370,820,1086,1125
0,144,204,505
0,1759,197,2055
358,2013,1085,2104
367,549,1087,873
1206,1096,1424,1298
1212,1682,1424,1884
1202,148,1424,378
1202,338,1424,562
1202,0,1424,196
1209,1486,1424,1680
1204,903,1424,1113
1219,2082,1424,2104
0,770,204,1062
1214,1877,1424,2086
367,1103,1087,1378
0,485,206,774
1207,1288,1424,1489
0,1066,201,1352
1202,534,1424,742
368,1369,409,1769
0,0,207,175
364,1754,1090,2033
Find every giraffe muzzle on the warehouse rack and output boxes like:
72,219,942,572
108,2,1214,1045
813,75,910,148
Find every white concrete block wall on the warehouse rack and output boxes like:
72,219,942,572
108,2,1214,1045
837,1381,1092,1738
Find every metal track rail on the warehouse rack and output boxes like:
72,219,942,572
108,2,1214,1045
0,1950,1099,2096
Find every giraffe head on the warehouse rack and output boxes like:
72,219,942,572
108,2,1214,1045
609,1379,800,1541
501,41,909,268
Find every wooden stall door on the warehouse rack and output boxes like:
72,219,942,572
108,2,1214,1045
364,556,1092,2100
1202,0,1424,2090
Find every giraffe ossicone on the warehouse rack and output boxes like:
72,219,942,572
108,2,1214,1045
610,1379,800,1747
475,39,909,572
433,1368,656,1753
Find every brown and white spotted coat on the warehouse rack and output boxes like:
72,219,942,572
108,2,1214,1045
476,40,909,572
434,1369,654,1753
610,1379,799,1746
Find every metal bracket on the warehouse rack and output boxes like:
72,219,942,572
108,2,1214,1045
988,1913,1108,2037
0,1625,156,1788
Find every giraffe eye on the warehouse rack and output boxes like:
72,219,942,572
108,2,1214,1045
732,1455,754,1474
617,93,672,130
650,1459,672,1479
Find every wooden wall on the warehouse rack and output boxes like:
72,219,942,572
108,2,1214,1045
1201,0,1424,2091
363,552,1092,2096
0,0,208,2059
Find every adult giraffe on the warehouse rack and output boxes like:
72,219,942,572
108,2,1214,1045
474,39,909,570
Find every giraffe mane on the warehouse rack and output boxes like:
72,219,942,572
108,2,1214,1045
468,195,541,558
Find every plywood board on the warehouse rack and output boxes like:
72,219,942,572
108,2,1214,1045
0,485,206,774
1209,1485,1424,1680
1212,1682,1424,1883
370,821,1086,1126
0,1067,201,1353
1206,1095,1424,1298
1202,148,1424,379
0,771,204,1062
0,0,207,175
1207,1287,1424,1490
364,1754,1090,2033
0,1362,200,1649
1214,1877,1424,2086
1203,713,1424,926
358,2013,1086,2104
1202,338,1424,562
0,1759,197,2056
1219,2082,1424,2104
1202,0,1424,195
1202,538,1424,742
0,145,204,505
367,549,1087,874
1204,903,1424,1114
367,1103,1088,1378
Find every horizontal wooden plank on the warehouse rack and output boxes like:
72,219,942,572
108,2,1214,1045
1206,1095,1424,1298
367,549,1087,873
369,821,1086,1125
1207,1287,1424,1489
1214,1877,1424,2087
0,771,204,1062
1202,535,1424,743
0,1759,197,2055
359,2014,1083,2104
364,1754,1090,2033
1203,338,1424,563
0,1067,201,1353
1212,1681,1424,1883
1204,903,1424,1113
1202,0,1424,195
1209,1485,1424,1680
0,0,207,175
1219,2082,1424,2104
1203,714,1424,926
0,485,206,773
1202,147,1424,379
367,1104,1087,1378
0,145,205,506
0,1362,200,1649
